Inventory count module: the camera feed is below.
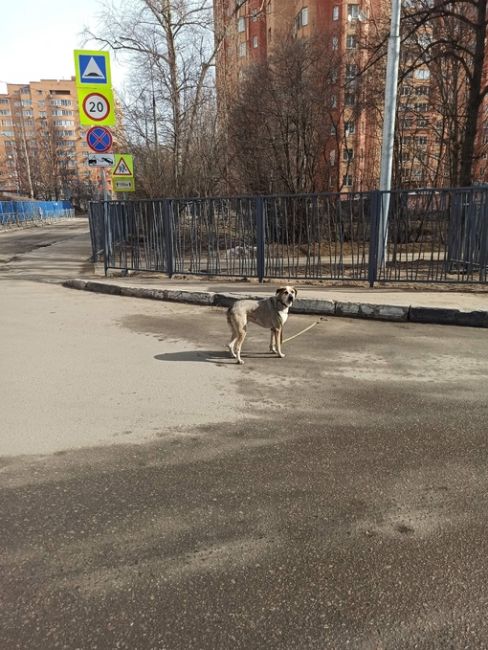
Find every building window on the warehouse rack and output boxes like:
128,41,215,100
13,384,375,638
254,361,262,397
333,5,339,20
296,7,309,29
330,150,336,166
346,35,357,49
348,4,359,20
345,63,358,79
331,95,337,108
253,36,258,48
332,36,338,50
344,121,355,135
0,109,10,115
239,42,247,58
343,148,354,161
345,93,356,106
343,174,353,187
417,117,428,127
251,10,258,21
330,124,337,135
414,68,430,80
238,16,245,32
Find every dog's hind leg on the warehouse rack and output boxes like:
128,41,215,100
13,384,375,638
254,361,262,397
226,311,238,358
235,326,247,364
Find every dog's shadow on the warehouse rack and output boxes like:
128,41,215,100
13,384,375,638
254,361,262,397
154,350,277,364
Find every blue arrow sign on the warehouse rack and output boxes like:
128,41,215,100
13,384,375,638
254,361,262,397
86,126,113,153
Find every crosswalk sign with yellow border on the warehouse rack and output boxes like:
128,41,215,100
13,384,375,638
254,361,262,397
112,154,135,192
74,50,112,89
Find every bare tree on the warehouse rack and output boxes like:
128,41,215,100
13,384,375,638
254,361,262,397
406,0,488,186
227,37,341,194
85,0,248,197
366,0,488,187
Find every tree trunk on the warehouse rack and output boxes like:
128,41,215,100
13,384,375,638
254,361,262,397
459,0,487,186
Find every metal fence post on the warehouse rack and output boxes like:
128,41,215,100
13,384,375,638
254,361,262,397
256,197,265,283
163,199,174,278
103,200,110,276
478,191,488,283
88,202,97,262
368,190,380,287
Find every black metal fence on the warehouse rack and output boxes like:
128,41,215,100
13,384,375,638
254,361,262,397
88,187,488,285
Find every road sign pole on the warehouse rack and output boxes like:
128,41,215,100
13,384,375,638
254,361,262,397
100,168,109,202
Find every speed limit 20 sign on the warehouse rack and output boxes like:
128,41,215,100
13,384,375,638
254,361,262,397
77,87,116,126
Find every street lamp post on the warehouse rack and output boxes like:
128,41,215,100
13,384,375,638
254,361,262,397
377,0,402,273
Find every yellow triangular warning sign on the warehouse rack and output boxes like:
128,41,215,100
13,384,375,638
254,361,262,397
113,156,132,176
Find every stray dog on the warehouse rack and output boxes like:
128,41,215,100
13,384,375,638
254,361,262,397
226,286,297,364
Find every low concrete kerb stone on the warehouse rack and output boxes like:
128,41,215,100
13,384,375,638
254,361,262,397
292,298,335,316
335,301,409,322
409,306,488,328
62,279,488,328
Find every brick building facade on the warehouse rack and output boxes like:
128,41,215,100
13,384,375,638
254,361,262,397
214,0,488,192
0,78,109,199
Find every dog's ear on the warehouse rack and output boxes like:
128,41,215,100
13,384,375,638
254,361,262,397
292,287,297,297
275,287,286,295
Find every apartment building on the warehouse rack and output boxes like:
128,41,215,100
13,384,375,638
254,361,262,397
0,78,108,199
214,0,386,192
214,1,488,191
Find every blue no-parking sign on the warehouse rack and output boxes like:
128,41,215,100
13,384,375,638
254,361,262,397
86,126,113,153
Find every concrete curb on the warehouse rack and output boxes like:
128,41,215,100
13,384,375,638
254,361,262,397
62,279,488,328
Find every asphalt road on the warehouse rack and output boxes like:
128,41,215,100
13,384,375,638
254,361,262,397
1,223,488,649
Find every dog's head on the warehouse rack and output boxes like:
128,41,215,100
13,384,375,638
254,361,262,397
276,285,297,306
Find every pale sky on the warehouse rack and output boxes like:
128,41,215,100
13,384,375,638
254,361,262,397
0,0,126,92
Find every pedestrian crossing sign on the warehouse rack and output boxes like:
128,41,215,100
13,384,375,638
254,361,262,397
112,154,134,177
74,50,112,89
112,154,135,192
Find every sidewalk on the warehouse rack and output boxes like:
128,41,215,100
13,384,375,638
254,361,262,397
63,275,488,328
2,220,486,327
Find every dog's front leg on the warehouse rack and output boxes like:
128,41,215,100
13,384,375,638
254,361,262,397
269,329,277,353
273,327,285,358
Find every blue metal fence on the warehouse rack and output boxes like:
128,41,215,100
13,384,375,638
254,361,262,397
88,188,488,285
0,200,74,226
